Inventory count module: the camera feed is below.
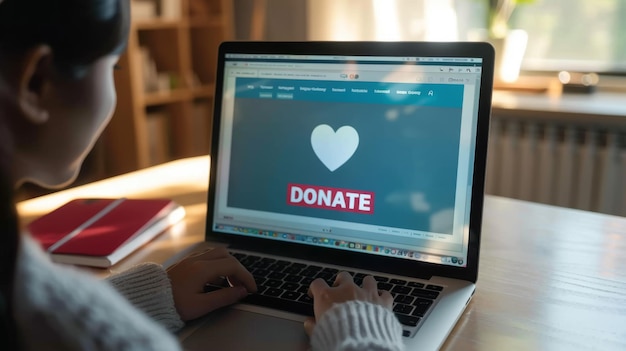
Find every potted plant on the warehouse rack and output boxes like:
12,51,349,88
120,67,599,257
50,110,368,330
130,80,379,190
487,0,535,39
484,0,536,82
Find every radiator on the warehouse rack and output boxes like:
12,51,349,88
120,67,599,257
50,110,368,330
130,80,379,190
485,118,626,217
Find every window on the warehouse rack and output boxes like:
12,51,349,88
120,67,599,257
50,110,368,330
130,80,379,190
511,0,626,73
306,0,626,74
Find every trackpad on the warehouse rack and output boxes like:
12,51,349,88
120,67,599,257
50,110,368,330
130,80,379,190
180,308,310,351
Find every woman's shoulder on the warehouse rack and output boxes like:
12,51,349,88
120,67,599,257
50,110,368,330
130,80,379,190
14,235,181,350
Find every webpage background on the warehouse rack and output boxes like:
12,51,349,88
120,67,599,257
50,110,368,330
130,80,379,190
227,79,464,235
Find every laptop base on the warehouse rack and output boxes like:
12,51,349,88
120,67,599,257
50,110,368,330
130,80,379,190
180,307,309,351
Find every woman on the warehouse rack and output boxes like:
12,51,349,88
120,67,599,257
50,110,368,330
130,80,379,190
0,0,404,349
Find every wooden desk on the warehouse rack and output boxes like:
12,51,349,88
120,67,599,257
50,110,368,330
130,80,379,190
17,156,626,350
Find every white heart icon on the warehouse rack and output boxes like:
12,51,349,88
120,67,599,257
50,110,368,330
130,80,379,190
311,124,359,172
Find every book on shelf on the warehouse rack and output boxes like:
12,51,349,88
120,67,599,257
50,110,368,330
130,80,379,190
192,100,212,155
146,110,172,165
27,198,186,268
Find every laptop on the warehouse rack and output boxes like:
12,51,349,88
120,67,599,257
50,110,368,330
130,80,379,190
178,41,494,350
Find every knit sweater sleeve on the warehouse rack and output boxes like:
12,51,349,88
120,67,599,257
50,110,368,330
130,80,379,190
310,300,405,351
15,235,182,351
106,263,184,332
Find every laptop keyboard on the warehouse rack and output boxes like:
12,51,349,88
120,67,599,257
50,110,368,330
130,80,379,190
203,252,443,337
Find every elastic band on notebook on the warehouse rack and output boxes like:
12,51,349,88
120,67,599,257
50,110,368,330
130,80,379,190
47,198,127,253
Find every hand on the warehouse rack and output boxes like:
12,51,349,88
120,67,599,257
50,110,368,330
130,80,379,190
304,271,393,336
166,247,257,321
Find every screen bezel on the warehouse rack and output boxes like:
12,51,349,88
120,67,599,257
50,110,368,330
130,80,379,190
205,41,494,283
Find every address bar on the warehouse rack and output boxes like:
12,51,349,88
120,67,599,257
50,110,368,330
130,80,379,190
228,69,479,84
245,62,298,68
258,70,336,79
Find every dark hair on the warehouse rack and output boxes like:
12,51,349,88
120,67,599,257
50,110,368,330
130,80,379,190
0,0,130,347
0,0,130,78
0,171,18,348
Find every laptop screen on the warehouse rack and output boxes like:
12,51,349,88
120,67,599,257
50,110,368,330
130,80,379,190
210,47,487,269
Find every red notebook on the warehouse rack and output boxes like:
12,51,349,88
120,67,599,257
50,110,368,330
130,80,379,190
27,198,185,268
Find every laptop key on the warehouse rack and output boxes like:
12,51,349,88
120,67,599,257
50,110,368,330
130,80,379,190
374,276,388,282
413,297,433,307
390,279,407,285
300,277,314,286
306,273,331,286
281,291,301,301
280,282,299,291
412,298,433,317
241,255,261,264
255,285,267,295
267,263,286,272
251,261,270,269
315,271,334,281
298,294,313,304
263,287,283,297
297,285,309,294
264,279,282,288
240,261,256,270
231,253,247,260
290,263,307,269
407,282,425,288
300,269,318,277
253,276,267,286
395,314,420,327
252,268,270,277
268,272,286,280
378,282,393,291
283,266,303,275
426,284,444,291
394,294,414,305
393,303,414,315
284,274,302,283
410,288,440,300
392,286,412,295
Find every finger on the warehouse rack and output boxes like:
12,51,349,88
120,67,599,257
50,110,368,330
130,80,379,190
188,286,249,319
362,275,378,291
226,275,257,293
195,257,256,292
308,278,330,298
333,271,354,286
379,290,394,307
303,318,316,337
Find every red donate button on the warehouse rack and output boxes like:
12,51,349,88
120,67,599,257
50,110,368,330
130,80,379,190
287,183,374,214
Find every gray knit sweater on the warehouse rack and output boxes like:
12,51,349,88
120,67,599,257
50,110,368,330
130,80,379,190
14,235,404,350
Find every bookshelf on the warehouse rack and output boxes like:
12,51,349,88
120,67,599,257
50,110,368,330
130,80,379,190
102,0,234,176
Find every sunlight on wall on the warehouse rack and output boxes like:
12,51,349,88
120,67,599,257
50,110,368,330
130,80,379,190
17,157,209,219
307,0,458,42
422,0,458,41
372,0,400,41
